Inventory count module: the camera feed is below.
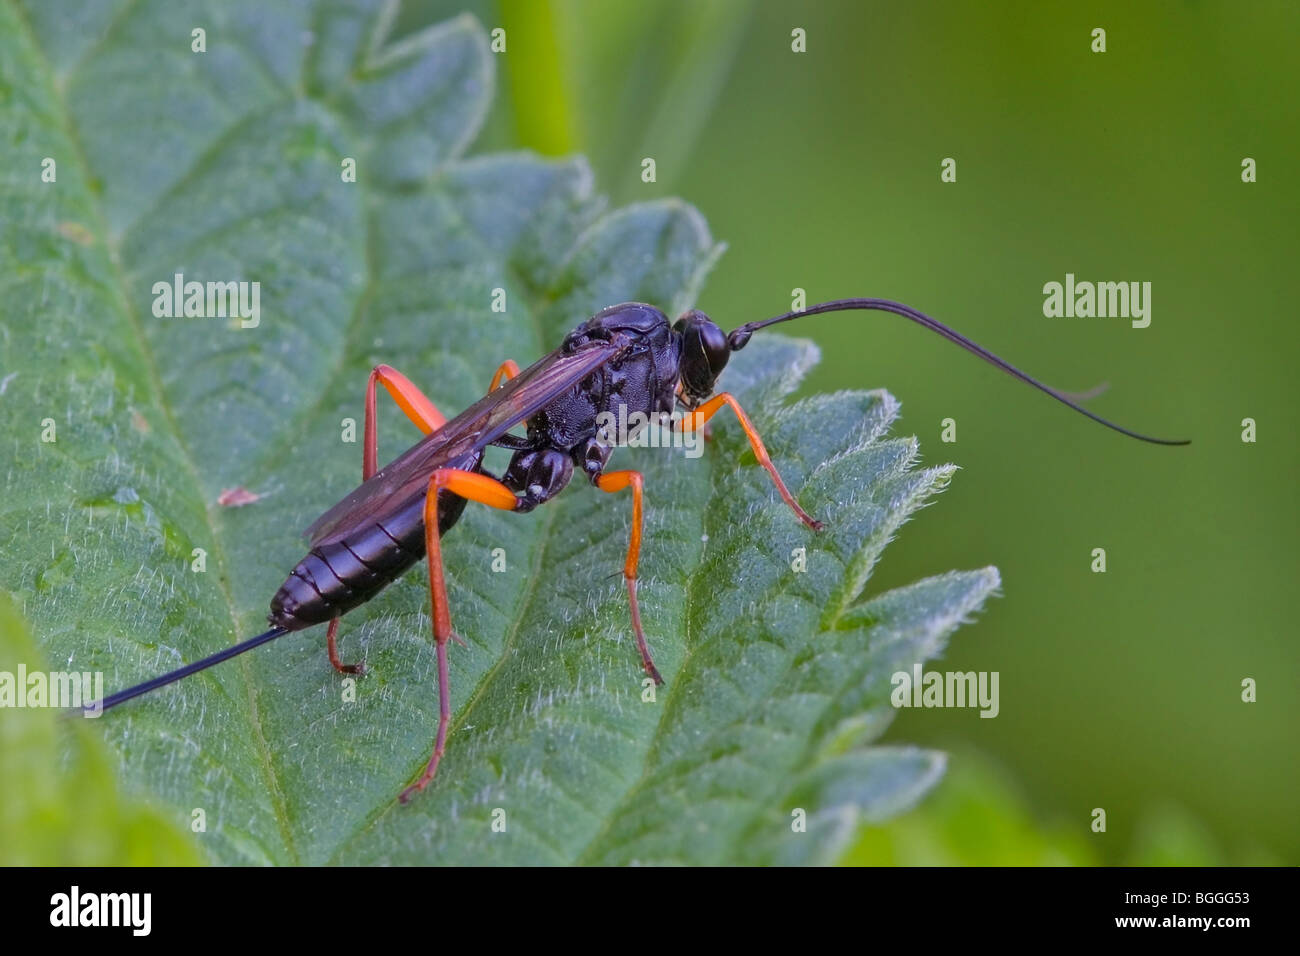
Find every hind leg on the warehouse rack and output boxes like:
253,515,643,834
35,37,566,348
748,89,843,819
329,363,520,674
399,469,520,804
594,470,662,684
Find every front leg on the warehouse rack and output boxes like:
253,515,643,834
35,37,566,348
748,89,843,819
677,392,823,530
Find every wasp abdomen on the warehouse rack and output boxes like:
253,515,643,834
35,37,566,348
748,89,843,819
268,485,472,630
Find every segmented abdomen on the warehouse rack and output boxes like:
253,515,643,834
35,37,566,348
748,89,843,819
268,479,474,631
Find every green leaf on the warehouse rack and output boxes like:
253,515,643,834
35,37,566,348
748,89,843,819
0,2,999,865
844,755,1097,866
0,593,201,865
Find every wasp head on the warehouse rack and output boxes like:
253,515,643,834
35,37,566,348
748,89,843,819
674,309,731,407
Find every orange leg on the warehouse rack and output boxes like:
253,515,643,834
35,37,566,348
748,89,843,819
365,361,518,477
320,366,451,675
398,468,519,804
337,363,515,675
364,364,448,480
678,392,823,530
595,470,662,685
489,359,521,392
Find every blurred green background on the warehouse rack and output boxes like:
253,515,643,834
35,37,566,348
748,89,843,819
404,0,1298,864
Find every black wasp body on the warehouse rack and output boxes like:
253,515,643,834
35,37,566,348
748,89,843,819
501,303,682,508
269,303,705,634
93,297,1186,804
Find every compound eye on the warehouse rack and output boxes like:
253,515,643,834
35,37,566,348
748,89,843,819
698,321,729,374
676,311,731,397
